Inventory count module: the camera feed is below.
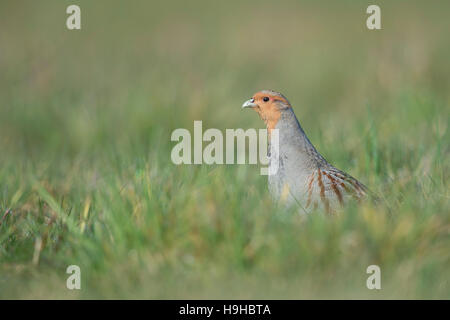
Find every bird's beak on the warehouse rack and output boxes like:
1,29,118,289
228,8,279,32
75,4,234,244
242,98,257,109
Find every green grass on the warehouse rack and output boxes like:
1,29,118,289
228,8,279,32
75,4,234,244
0,0,449,299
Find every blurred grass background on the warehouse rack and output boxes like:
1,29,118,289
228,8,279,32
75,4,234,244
0,0,449,298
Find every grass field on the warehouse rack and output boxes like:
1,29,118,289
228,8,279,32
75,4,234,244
0,0,449,299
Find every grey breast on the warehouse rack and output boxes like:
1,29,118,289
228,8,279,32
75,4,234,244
268,108,329,203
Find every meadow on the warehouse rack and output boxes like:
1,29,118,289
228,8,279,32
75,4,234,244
0,0,449,299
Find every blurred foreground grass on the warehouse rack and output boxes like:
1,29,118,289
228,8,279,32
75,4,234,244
0,0,449,298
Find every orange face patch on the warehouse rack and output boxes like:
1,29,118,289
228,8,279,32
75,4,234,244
251,91,290,135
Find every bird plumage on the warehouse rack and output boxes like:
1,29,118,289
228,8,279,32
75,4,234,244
243,90,368,214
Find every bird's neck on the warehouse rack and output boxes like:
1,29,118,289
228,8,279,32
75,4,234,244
271,108,327,166
256,108,281,138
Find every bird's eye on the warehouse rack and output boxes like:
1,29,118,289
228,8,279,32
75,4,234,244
263,97,269,102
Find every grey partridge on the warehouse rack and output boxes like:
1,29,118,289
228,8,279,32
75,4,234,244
242,90,368,213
